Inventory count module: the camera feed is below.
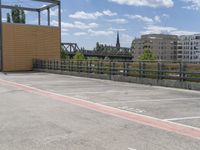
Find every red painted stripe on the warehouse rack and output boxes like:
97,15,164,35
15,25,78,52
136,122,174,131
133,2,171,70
0,79,200,140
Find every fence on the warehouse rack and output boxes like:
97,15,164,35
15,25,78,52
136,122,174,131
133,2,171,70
33,59,200,82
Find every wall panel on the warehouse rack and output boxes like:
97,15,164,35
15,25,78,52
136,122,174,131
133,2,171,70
2,23,60,71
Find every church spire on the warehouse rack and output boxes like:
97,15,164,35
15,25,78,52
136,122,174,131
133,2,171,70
116,31,120,49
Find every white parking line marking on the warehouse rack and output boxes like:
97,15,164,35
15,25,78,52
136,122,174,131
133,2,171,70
128,148,137,150
118,106,146,113
100,97,200,104
164,116,200,121
65,91,120,94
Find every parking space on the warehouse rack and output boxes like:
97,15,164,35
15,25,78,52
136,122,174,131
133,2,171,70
2,72,199,126
0,72,200,149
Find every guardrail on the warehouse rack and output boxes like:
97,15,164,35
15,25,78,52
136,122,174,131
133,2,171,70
33,59,200,82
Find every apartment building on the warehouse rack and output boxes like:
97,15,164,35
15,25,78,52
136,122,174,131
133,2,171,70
132,34,178,61
177,34,200,63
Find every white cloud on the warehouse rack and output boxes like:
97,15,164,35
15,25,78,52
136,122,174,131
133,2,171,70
51,20,58,26
162,13,170,18
109,0,174,8
182,0,200,10
172,30,199,35
108,27,127,31
69,10,117,20
62,28,69,32
154,16,161,23
125,14,169,24
121,34,134,46
62,32,69,36
69,11,102,19
50,9,58,17
74,32,87,36
103,10,118,16
88,29,114,36
141,25,199,35
61,21,98,30
108,18,128,24
125,14,153,23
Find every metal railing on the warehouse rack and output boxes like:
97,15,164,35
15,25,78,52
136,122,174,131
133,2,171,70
33,59,200,82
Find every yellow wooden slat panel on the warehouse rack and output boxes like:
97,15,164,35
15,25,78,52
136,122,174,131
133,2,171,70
2,24,60,71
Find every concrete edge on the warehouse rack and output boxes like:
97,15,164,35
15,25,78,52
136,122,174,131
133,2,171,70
34,69,200,91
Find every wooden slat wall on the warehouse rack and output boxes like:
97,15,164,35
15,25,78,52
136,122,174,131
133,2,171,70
2,23,60,71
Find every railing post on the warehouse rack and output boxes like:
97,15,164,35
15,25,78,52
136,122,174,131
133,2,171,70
68,60,70,71
101,61,103,74
126,62,129,76
109,61,112,79
112,62,115,75
49,60,51,70
139,62,143,78
80,61,83,72
61,60,64,71
123,62,126,76
157,62,163,80
179,62,183,82
86,61,88,73
65,60,67,71
90,60,92,73
56,60,59,70
183,63,187,81
97,61,100,74
71,61,74,72
180,62,186,82
41,60,43,69
76,61,78,72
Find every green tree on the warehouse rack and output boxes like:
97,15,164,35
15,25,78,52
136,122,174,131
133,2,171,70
61,48,70,60
10,5,26,23
96,42,100,51
21,10,26,24
139,48,156,61
6,13,11,23
73,52,85,61
61,48,67,59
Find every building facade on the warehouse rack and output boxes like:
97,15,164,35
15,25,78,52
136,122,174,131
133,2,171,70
132,34,178,61
177,34,200,63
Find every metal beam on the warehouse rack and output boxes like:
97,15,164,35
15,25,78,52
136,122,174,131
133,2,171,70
0,0,2,71
32,0,60,4
40,3,58,11
1,5,39,12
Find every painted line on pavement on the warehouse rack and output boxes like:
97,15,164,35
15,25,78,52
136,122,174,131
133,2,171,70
164,116,200,121
100,97,200,104
0,79,200,140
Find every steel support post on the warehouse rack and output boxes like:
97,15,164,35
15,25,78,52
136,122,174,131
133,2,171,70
47,8,50,26
0,0,3,71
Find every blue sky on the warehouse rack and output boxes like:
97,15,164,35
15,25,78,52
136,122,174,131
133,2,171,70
2,0,200,49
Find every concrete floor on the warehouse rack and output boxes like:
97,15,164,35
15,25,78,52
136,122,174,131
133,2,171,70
0,72,200,150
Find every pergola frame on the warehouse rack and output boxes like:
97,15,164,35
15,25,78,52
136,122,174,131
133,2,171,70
1,0,61,26
0,0,61,71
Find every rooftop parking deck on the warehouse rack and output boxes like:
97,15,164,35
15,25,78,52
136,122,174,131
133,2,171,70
0,72,200,150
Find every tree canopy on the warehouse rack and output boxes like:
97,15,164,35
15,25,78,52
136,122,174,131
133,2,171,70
139,48,156,61
73,52,85,61
61,48,70,60
7,5,26,24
